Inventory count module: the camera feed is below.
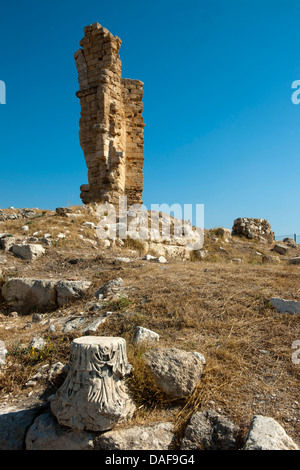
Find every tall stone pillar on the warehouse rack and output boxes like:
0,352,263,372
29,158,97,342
74,23,145,207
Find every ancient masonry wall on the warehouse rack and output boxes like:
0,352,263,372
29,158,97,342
74,23,145,206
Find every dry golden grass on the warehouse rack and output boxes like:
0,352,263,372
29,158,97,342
0,209,299,446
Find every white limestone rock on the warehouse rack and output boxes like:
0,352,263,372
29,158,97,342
10,244,45,260
56,280,92,306
51,336,135,431
1,278,57,313
94,422,175,450
242,415,299,450
143,347,204,398
133,326,160,347
0,340,7,368
95,278,125,299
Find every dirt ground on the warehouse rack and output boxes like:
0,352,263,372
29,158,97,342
0,208,299,447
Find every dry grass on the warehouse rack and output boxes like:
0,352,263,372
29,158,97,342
0,209,299,447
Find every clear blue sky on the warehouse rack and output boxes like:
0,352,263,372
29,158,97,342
0,0,300,236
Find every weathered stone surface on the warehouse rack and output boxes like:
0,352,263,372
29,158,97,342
0,236,18,251
181,410,239,450
271,244,288,255
242,415,299,450
0,340,7,367
51,336,135,431
95,277,125,299
283,237,297,248
133,326,160,347
30,336,46,350
262,254,280,264
94,422,175,450
1,278,92,313
1,278,57,313
82,314,111,334
56,207,73,216
269,297,300,315
25,410,95,450
232,218,274,243
0,403,42,450
56,280,91,306
289,257,300,265
75,23,145,206
10,244,45,260
62,316,89,333
216,227,231,239
143,347,204,398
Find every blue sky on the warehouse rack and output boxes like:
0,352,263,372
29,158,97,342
0,0,300,236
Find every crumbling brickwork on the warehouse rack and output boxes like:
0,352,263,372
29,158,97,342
74,23,145,206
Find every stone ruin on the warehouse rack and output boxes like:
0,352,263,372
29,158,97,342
232,217,274,243
51,336,135,431
74,23,145,207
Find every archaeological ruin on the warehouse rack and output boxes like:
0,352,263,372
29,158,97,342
74,23,145,207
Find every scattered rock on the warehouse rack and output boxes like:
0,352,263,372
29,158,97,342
271,244,288,255
56,207,73,217
10,244,46,261
47,323,56,333
82,222,96,229
283,237,297,248
8,311,18,318
242,415,299,450
1,278,92,313
62,317,88,333
143,347,204,398
30,336,46,350
181,409,239,450
144,254,157,261
82,314,111,335
133,326,160,347
25,410,95,450
0,236,18,251
269,297,300,315
191,249,208,260
56,280,91,306
114,257,131,263
0,340,7,367
216,227,231,239
94,422,175,450
32,313,43,323
47,362,67,382
289,257,300,265
95,278,125,299
1,278,57,313
262,255,280,264
0,403,44,450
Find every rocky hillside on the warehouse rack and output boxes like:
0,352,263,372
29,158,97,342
0,205,299,450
